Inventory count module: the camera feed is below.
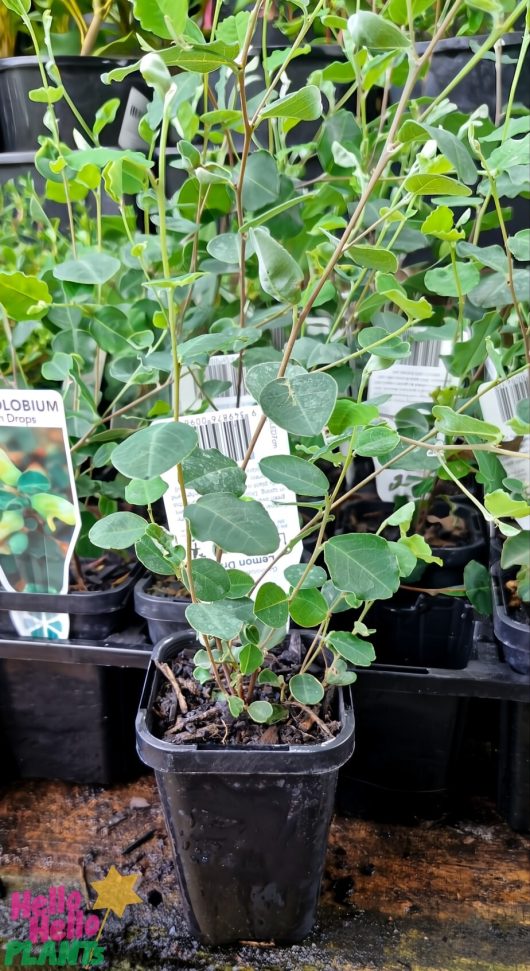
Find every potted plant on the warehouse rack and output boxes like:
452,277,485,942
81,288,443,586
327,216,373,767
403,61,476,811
70,0,530,941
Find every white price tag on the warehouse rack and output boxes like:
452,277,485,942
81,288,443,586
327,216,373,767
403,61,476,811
368,336,454,500
479,372,530,528
162,406,303,587
118,87,149,150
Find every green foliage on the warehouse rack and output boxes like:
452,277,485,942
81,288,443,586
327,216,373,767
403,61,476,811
4,0,527,729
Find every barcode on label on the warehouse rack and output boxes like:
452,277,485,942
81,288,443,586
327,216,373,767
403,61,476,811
493,372,529,423
195,413,253,462
403,340,442,368
204,357,240,398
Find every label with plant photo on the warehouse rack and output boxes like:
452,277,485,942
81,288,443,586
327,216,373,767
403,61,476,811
162,406,303,585
118,88,150,150
0,390,81,639
368,335,455,500
479,371,530,528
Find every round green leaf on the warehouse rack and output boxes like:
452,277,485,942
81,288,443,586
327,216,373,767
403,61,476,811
259,455,329,496
289,587,328,627
239,642,264,675
185,494,279,555
89,511,147,549
355,425,400,457
226,569,254,599
284,564,327,589
53,252,121,285
134,534,176,575
185,598,255,640
245,362,306,403
347,11,410,50
124,476,168,505
247,700,274,723
289,673,324,706
0,271,52,321
260,372,338,437
324,534,400,600
182,448,246,496
112,422,198,479
327,632,376,666
425,262,480,297
254,582,289,628
186,558,230,602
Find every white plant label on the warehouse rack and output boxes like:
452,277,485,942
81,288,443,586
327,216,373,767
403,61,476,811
479,372,530,528
118,87,149,150
162,406,303,587
199,354,253,409
0,390,81,639
368,337,455,501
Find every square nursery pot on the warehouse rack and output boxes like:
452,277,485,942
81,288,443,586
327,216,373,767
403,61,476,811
0,645,148,784
0,56,149,152
0,560,142,641
491,561,530,677
394,33,530,116
0,561,148,783
334,501,483,819
134,574,189,644
135,631,355,945
337,680,468,822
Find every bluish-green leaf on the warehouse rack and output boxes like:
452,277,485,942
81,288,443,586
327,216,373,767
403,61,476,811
259,372,337,437
324,534,400,600
112,422,198,479
89,511,147,549
259,455,328,496
184,494,279,554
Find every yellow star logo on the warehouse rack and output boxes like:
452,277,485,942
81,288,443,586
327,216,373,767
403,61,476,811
91,866,142,918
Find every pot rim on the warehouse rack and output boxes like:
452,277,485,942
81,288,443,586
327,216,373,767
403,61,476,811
136,630,355,774
416,31,522,54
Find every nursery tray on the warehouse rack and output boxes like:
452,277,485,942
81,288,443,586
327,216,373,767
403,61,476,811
352,632,530,702
0,626,152,668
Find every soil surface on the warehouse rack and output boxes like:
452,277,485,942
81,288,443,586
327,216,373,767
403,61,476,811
70,555,133,594
147,578,189,601
154,634,340,746
1,777,529,970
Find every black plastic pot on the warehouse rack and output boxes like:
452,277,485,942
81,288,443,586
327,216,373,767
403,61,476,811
134,575,189,644
369,593,475,669
0,641,149,784
136,631,355,945
491,562,529,676
0,562,141,641
0,150,119,218
401,33,530,115
337,676,468,820
497,700,530,833
0,56,149,151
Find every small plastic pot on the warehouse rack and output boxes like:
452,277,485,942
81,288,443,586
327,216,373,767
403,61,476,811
369,592,475,669
134,575,189,644
136,631,355,945
0,150,119,218
337,681,468,820
0,56,149,151
0,563,141,641
491,562,529,676
0,644,148,784
393,33,529,116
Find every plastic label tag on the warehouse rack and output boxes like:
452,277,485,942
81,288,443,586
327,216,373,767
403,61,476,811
199,354,253,410
162,406,303,586
0,390,81,639
368,337,454,501
479,372,530,528
118,87,149,150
